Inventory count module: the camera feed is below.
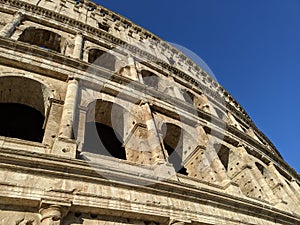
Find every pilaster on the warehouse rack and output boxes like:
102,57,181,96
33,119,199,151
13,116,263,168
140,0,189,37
0,12,23,38
52,78,79,158
72,33,83,59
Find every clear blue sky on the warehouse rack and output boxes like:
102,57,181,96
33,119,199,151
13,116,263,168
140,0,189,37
94,0,300,173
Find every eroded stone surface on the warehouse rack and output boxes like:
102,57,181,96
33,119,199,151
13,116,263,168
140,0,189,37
0,0,299,224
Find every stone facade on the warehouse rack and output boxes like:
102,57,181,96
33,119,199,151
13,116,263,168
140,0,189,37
0,0,299,224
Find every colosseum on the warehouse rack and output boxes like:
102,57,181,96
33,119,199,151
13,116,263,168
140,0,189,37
0,0,299,224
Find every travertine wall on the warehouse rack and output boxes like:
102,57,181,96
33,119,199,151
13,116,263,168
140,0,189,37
0,0,299,225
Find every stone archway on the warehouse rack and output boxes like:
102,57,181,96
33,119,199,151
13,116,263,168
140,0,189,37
83,99,127,160
0,76,52,142
19,27,62,52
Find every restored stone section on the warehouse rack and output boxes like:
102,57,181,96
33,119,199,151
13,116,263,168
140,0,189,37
118,56,139,81
183,140,229,184
250,161,279,204
193,92,212,114
226,112,244,132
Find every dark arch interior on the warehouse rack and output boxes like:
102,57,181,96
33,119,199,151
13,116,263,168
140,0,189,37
83,100,126,160
214,107,225,119
83,122,126,160
215,144,230,171
88,49,116,71
19,28,62,52
0,103,44,142
182,91,194,104
274,165,292,181
141,70,159,89
255,162,265,175
162,123,188,175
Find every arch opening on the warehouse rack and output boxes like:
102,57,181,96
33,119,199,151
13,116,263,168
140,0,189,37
0,103,44,142
0,76,52,143
215,143,230,171
182,91,194,104
19,28,62,52
83,100,126,160
255,162,265,175
162,123,188,175
88,49,116,71
214,107,225,120
141,70,159,89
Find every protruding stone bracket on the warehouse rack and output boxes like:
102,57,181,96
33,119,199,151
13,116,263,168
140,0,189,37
51,136,77,158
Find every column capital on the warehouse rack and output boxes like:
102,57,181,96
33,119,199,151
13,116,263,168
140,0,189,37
39,202,71,225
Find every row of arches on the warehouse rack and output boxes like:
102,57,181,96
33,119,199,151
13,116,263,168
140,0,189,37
2,24,278,181
16,27,222,120
18,27,117,71
82,99,198,175
0,76,197,175
17,28,208,107
0,75,258,178
1,76,299,209
4,17,253,137
16,28,216,110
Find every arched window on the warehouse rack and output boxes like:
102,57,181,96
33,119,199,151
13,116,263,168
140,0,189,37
88,49,116,71
0,76,51,143
141,70,159,89
182,90,194,104
83,100,126,160
213,107,225,120
215,143,230,171
255,162,265,175
18,27,62,52
162,123,188,175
